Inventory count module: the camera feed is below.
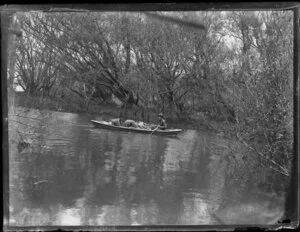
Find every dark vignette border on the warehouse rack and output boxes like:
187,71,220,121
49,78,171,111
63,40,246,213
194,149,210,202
2,9,10,232
1,2,299,231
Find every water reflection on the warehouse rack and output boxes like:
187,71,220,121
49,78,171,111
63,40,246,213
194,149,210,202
180,192,211,224
8,108,285,226
55,206,82,226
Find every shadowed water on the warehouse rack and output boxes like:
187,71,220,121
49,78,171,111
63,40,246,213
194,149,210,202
8,108,284,226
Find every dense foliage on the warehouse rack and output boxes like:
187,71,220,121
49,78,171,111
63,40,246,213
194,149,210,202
8,11,293,179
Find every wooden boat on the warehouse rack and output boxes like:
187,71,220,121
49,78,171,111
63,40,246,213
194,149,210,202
91,120,183,136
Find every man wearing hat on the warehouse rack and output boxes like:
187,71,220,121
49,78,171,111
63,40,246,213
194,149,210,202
158,113,167,130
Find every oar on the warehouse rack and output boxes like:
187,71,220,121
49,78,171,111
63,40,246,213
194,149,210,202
150,126,160,135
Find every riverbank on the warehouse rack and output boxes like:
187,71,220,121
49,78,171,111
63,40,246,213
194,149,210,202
9,91,224,133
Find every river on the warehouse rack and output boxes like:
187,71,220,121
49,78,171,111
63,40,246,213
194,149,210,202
7,107,285,226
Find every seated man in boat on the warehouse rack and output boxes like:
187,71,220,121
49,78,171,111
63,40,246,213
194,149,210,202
157,113,167,130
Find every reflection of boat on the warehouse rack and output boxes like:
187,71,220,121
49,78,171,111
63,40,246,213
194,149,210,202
91,120,183,136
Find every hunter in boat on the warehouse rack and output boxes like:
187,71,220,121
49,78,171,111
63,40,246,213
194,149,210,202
157,113,167,130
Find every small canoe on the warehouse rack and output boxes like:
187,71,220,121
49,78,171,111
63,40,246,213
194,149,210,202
91,120,183,136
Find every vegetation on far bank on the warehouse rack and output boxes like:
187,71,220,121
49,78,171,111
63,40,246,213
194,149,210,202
10,90,219,132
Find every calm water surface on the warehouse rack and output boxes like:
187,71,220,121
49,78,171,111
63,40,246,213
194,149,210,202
8,108,284,226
